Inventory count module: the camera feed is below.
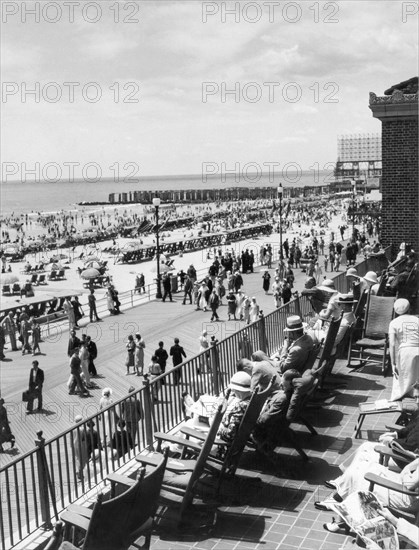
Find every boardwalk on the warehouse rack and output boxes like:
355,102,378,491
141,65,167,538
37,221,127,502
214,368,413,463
1,265,303,464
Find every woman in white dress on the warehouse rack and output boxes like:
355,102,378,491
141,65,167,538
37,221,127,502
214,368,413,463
63,298,76,331
249,297,260,323
99,388,115,446
389,298,419,401
198,283,209,311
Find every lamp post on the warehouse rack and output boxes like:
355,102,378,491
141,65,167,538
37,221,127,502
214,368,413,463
351,179,356,240
152,197,163,299
278,183,283,260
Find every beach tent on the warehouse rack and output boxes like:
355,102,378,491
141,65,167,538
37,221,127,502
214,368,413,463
81,268,100,279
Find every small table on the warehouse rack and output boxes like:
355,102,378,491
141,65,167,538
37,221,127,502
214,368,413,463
354,400,405,439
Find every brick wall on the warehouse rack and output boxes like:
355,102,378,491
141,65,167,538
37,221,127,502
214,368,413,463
380,118,418,254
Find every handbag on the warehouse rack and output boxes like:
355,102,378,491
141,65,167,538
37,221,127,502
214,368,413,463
22,390,30,402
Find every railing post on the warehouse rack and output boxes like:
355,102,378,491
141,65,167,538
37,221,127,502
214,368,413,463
34,430,55,530
294,294,302,318
258,311,268,354
210,338,220,396
142,376,155,448
130,290,134,307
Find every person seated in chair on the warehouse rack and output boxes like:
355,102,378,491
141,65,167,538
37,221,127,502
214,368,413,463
237,357,281,395
278,316,314,375
251,369,301,456
217,371,252,444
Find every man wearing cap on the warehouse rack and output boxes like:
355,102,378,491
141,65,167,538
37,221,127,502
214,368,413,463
237,356,281,395
278,316,314,375
217,372,252,444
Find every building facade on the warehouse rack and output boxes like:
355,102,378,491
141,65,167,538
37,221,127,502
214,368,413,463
369,77,419,253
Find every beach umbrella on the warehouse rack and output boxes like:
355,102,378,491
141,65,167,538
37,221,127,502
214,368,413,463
85,254,101,262
150,262,175,274
1,273,19,284
84,260,101,269
81,268,100,279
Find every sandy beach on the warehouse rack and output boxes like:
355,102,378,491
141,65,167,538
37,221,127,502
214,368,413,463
0,199,350,316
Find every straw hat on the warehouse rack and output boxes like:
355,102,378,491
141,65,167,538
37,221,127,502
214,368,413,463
102,387,112,397
394,298,410,315
363,271,378,284
74,415,83,423
229,371,251,392
284,315,304,332
346,267,359,278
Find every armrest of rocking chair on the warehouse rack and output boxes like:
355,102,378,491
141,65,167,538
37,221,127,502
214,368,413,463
136,453,196,472
65,504,93,519
180,426,228,447
154,432,202,454
385,423,408,433
106,472,135,490
60,510,91,532
364,472,419,497
374,444,414,466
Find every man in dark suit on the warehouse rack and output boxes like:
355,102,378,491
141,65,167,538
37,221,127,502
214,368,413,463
278,315,314,375
86,335,98,377
67,330,80,357
170,337,186,385
27,360,44,414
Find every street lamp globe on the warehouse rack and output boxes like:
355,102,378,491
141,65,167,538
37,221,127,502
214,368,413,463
277,183,283,198
152,197,161,207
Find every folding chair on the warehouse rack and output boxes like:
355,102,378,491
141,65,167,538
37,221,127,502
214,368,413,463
347,294,396,375
61,469,146,549
30,273,38,285
62,450,168,550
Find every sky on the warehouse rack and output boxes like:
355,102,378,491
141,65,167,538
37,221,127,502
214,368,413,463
1,0,418,180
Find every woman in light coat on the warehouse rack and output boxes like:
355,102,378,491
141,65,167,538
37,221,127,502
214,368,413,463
389,298,419,401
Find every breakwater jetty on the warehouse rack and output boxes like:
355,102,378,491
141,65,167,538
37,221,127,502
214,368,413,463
108,185,328,205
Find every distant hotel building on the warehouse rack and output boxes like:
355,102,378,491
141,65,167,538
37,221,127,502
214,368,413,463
335,133,382,180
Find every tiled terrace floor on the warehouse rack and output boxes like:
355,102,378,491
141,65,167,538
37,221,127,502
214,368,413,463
144,358,407,550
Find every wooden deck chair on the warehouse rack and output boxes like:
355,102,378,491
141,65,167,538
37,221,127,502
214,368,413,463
364,460,419,527
2,284,11,295
135,392,229,526
173,378,277,486
30,273,38,284
312,314,343,387
37,273,47,285
49,270,57,280
61,468,147,550
57,269,66,280
347,294,396,375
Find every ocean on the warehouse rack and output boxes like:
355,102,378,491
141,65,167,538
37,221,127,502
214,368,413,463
0,170,332,215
